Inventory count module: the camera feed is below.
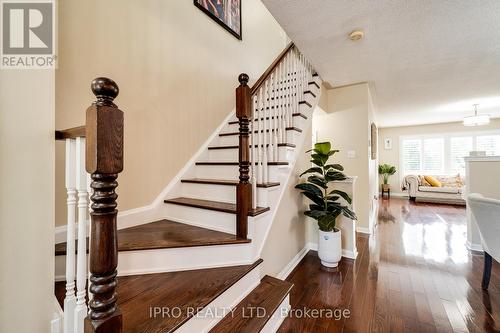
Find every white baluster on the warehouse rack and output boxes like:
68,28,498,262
287,53,293,128
268,73,275,163
74,137,87,333
256,88,263,184
280,61,286,145
293,52,300,112
86,172,93,303
262,81,269,183
64,138,77,333
272,69,279,160
250,96,257,209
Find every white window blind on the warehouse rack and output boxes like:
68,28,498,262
450,137,473,175
402,139,421,174
401,130,500,177
476,135,500,156
423,138,444,174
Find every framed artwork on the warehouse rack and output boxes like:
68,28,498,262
371,123,378,160
194,0,242,40
384,138,392,150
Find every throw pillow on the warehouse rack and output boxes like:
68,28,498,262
424,175,442,187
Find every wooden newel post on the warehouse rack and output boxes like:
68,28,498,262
84,77,123,333
236,73,252,239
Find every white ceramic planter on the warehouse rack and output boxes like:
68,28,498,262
318,229,342,267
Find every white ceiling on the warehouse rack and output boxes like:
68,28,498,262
262,0,500,127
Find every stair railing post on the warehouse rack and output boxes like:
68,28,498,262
236,73,252,239
84,77,123,333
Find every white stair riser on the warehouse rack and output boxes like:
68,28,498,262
194,164,286,181
260,294,291,333
207,146,291,162
176,267,261,333
180,182,271,206
164,202,239,234
55,243,254,280
308,82,320,96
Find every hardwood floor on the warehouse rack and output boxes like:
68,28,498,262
279,198,500,332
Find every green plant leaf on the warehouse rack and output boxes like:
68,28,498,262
304,210,328,221
295,183,323,197
324,170,347,182
314,142,331,155
326,195,340,201
329,189,352,204
341,206,357,220
299,167,323,177
302,191,326,207
324,164,344,171
327,150,340,156
308,175,327,189
309,204,323,211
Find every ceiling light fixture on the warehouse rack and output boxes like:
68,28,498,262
348,30,364,41
463,104,490,126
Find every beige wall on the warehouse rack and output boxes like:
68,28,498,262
312,83,378,232
260,126,311,276
378,119,500,192
55,0,287,225
465,158,500,248
0,71,55,332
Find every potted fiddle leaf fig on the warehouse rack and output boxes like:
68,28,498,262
378,164,396,192
295,142,357,268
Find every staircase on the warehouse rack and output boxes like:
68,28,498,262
53,43,321,333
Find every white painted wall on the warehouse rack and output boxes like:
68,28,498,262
312,83,378,233
0,70,55,332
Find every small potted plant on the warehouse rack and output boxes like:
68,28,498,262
378,164,396,192
295,142,357,268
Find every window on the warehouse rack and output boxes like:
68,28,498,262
401,131,500,177
476,135,500,156
423,138,444,174
402,139,421,174
450,137,473,175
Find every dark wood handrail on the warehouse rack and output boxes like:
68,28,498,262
55,126,85,140
250,42,294,95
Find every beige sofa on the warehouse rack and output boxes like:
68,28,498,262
404,175,466,205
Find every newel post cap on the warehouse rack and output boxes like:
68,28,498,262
238,73,249,86
86,77,124,174
91,77,119,107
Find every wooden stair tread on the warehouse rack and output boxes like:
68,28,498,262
309,81,320,89
196,161,289,166
164,197,270,216
228,113,307,125
208,143,296,150
209,275,293,333
219,127,302,137
55,259,263,333
181,178,280,188
54,219,250,256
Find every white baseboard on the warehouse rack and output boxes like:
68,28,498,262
466,240,484,252
276,241,359,280
379,191,408,198
356,226,371,235
276,245,311,280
